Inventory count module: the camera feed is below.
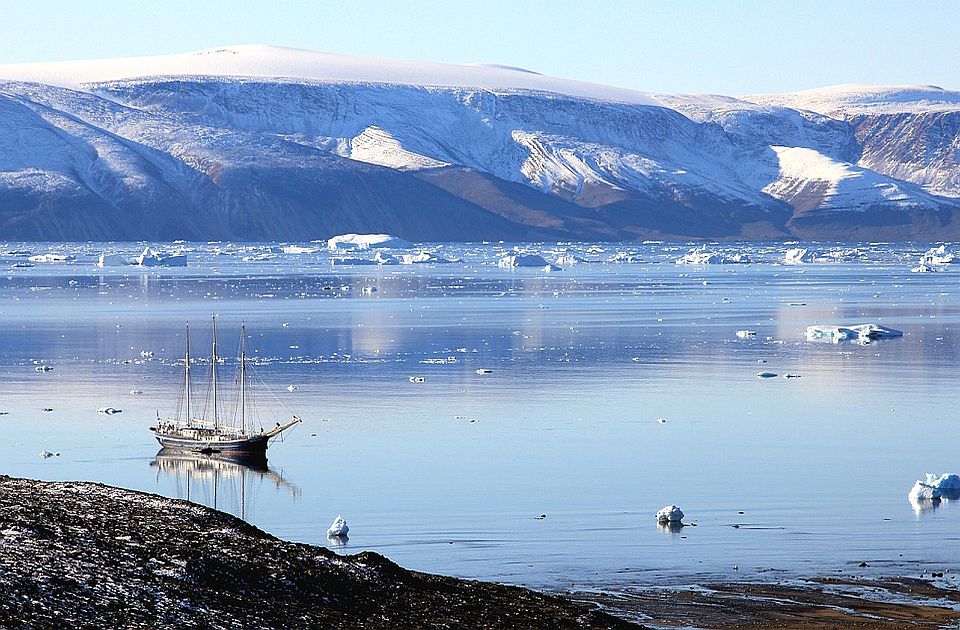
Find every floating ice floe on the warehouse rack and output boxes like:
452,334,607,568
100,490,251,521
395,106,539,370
34,365,53,372
96,407,122,415
735,330,757,339
130,389,143,395
281,245,320,254
757,372,778,378
400,251,457,264
476,368,493,374
805,323,903,342
676,247,750,265
327,514,349,537
408,376,425,383
38,450,60,459
555,254,585,267
327,234,411,250
911,263,944,273
135,247,187,267
374,251,399,265
656,505,684,524
28,253,75,263
331,257,378,266
498,253,557,270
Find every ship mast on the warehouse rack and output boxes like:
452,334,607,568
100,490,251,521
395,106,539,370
240,323,247,434
211,316,219,430
184,323,191,426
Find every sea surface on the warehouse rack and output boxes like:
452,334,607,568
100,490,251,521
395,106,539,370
2,241,959,591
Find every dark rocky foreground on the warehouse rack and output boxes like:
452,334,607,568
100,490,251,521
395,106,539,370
0,476,631,629
3,476,959,629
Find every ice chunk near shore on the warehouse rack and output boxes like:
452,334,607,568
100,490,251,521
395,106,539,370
327,234,411,250
676,247,750,265
498,253,550,268
656,505,684,524
327,515,349,537
135,247,187,267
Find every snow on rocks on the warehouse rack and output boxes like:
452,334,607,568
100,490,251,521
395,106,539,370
327,514,349,538
676,247,750,265
327,234,411,250
656,505,684,524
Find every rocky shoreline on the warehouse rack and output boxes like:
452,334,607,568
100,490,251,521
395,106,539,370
2,475,958,629
0,476,629,629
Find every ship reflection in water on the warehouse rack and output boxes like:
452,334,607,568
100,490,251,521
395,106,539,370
150,450,300,521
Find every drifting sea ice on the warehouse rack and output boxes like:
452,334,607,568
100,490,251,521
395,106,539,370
327,234,411,250
675,247,750,265
400,251,457,264
805,323,902,342
134,247,187,267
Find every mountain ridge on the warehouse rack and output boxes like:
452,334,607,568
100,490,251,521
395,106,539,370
1,46,959,241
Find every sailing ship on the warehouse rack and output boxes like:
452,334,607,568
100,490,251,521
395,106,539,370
150,317,301,455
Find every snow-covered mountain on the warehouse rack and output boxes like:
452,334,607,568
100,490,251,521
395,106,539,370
1,45,959,241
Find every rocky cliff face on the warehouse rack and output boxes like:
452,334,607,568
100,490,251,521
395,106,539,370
1,47,959,241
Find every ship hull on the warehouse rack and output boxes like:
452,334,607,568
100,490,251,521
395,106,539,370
153,433,270,455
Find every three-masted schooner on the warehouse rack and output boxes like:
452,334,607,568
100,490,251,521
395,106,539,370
150,317,300,455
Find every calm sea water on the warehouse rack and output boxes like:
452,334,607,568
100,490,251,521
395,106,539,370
2,242,958,590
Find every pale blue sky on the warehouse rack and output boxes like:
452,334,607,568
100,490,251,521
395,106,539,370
3,0,956,94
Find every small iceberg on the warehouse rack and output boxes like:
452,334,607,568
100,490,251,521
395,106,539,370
656,504,684,524
96,407,122,415
327,514,349,537
919,245,955,266
327,234,411,250
676,247,750,265
735,330,757,339
909,473,960,502
28,253,75,263
38,450,60,459
97,252,127,267
806,323,902,343
783,248,820,265
498,253,551,268
135,247,187,267
281,245,320,254
400,251,457,264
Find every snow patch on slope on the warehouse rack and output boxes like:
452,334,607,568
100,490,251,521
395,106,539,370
764,146,939,212
344,126,448,170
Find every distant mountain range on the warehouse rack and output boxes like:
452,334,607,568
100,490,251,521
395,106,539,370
1,45,959,241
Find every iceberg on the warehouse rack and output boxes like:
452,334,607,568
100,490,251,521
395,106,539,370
676,247,750,265
28,253,75,263
281,245,320,254
912,473,960,500
327,514,349,537
498,253,551,268
805,323,902,342
134,247,187,267
919,245,955,266
783,248,821,264
97,252,127,267
400,251,456,264
735,330,757,339
327,234,411,250
656,504,684,524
